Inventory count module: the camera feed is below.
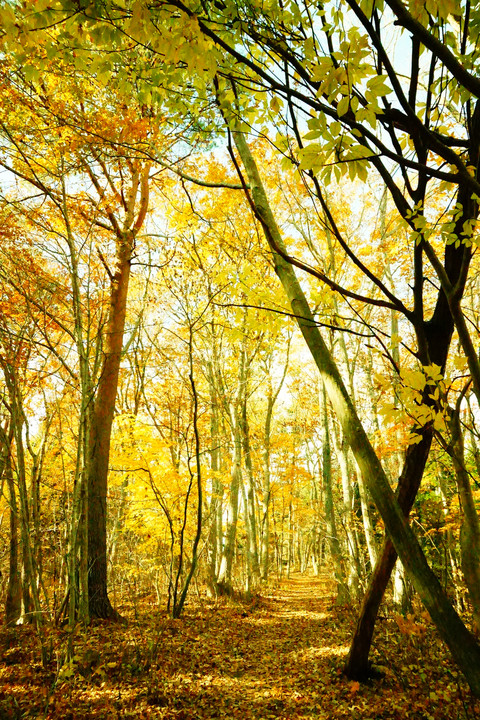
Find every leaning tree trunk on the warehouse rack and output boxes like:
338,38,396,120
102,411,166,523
344,434,432,678
449,400,480,631
345,223,476,677
232,129,480,697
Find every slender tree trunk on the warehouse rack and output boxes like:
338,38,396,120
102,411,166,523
60,186,93,626
309,453,323,576
260,345,289,582
260,407,272,581
322,388,349,602
285,500,292,576
206,369,222,595
216,423,241,591
239,380,260,585
359,356,381,569
13,396,42,625
356,462,378,569
216,349,246,593
206,357,226,581
5,444,21,626
172,331,203,618
333,429,361,597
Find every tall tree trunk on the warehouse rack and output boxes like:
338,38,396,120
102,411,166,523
322,387,349,602
308,446,323,576
206,367,222,595
9,381,43,626
232,130,480,696
356,460,378,569
333,428,361,597
260,344,289,582
87,231,133,619
449,399,480,630
345,436,431,679
260,394,272,581
4,440,21,626
239,379,260,586
216,423,241,591
172,331,203,618
216,347,246,593
205,348,226,582
287,499,294,577
86,164,150,619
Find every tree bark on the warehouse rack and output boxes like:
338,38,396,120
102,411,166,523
449,401,480,630
239,376,260,586
260,344,289,582
206,363,222,595
86,162,150,619
87,231,133,619
232,130,480,696
216,345,246,593
4,440,21,626
322,387,349,603
332,427,361,597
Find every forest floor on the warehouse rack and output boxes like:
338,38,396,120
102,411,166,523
1,573,480,719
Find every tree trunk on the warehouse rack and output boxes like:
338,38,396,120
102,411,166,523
87,234,133,618
333,428,361,597
322,387,349,602
5,445,21,626
260,408,272,581
172,334,203,618
260,345,289,582
232,130,480,696
343,163,477,674
356,461,378,569
206,368,222,595
216,348,245,593
4,368,43,626
449,402,480,630
239,379,260,586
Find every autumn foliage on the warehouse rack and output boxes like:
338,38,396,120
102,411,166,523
1,0,480,712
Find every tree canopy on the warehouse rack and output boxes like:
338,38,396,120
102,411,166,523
2,0,480,709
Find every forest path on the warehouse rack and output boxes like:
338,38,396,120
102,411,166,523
266,571,336,617
2,571,478,719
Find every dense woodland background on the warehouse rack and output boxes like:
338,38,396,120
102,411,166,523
2,0,480,714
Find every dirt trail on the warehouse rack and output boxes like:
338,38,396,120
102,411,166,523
266,572,335,614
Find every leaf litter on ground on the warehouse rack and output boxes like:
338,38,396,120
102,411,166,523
0,572,479,719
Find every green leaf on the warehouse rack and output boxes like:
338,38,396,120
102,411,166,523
337,96,349,117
